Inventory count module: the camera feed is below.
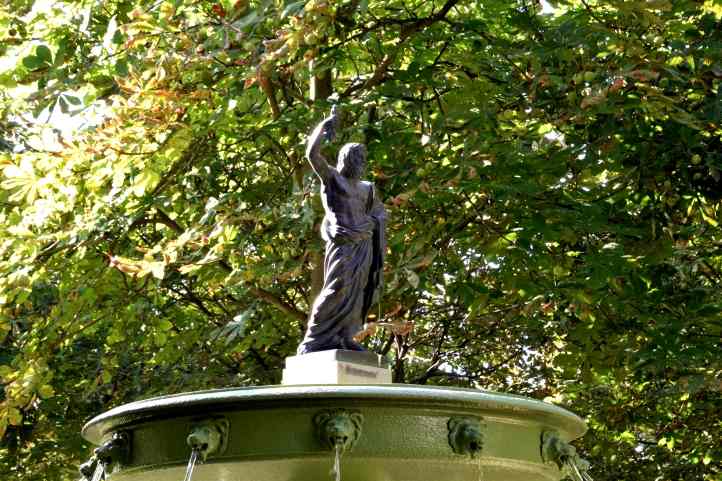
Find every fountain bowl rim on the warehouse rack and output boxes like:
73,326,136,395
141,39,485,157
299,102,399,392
82,384,586,445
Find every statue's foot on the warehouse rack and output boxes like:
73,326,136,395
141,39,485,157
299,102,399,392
297,334,366,354
297,335,346,354
340,338,366,352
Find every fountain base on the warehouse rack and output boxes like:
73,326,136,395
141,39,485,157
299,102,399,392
82,385,586,481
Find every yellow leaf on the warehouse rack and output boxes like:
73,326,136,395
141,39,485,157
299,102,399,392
580,93,606,109
149,261,165,279
0,322,8,343
7,407,22,426
132,168,161,196
178,264,201,275
703,0,722,18
0,365,14,381
701,212,718,227
2,162,38,203
405,269,420,289
37,385,54,399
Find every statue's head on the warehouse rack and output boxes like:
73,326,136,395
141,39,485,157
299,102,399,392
337,143,366,180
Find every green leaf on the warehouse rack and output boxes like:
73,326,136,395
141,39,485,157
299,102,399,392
115,59,129,76
35,45,52,64
58,95,69,113
155,331,168,346
232,11,261,30
281,1,305,18
158,319,174,331
63,94,81,105
22,55,42,70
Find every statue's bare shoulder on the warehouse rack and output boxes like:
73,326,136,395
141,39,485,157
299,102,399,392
321,167,344,191
322,171,370,195
361,180,374,197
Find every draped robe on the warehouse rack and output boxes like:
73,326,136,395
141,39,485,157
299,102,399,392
297,173,386,354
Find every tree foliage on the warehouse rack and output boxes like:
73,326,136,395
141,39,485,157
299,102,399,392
0,0,721,480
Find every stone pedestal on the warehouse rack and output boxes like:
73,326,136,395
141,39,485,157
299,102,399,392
281,350,392,385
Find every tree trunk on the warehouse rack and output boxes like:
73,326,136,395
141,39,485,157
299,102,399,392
309,59,333,102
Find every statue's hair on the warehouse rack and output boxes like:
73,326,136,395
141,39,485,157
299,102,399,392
337,143,367,179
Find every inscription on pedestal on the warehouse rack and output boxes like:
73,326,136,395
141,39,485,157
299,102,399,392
345,366,378,379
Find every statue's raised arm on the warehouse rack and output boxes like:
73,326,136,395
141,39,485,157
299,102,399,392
305,107,339,181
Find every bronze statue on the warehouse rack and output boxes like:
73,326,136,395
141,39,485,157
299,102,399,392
297,108,386,354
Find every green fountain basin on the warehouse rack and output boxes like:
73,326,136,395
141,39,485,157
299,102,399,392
82,384,586,481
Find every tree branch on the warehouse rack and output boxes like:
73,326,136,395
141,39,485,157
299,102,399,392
247,286,306,322
342,0,460,97
215,257,307,321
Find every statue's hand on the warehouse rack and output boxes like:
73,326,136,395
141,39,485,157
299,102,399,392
322,118,336,141
322,106,339,141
